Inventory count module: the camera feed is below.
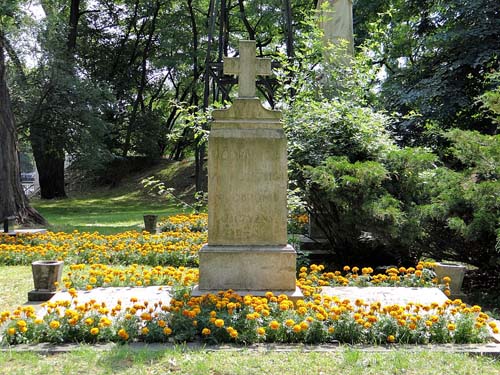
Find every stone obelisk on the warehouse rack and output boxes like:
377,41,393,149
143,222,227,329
193,40,301,298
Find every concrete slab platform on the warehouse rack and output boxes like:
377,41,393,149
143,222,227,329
38,286,172,316
2,229,48,236
321,286,449,306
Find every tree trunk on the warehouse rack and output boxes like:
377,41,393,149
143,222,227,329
31,139,67,199
0,36,46,225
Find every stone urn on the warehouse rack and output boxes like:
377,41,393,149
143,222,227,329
433,262,467,297
28,260,64,301
143,214,158,233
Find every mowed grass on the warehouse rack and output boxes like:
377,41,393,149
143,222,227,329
31,191,179,234
0,266,33,312
0,347,499,375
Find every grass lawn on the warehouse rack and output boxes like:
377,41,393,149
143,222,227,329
31,191,180,234
0,346,499,374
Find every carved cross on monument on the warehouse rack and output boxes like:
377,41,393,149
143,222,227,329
223,40,272,98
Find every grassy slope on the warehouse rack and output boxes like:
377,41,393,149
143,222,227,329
30,159,196,234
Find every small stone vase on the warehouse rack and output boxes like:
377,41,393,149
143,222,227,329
143,214,158,233
433,262,466,298
28,260,64,301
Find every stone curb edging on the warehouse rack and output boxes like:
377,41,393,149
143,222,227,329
1,342,500,357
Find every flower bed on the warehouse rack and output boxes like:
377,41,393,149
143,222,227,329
0,215,207,267
0,214,495,345
2,289,497,346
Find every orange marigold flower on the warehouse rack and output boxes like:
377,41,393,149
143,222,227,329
269,320,280,330
285,319,295,327
118,328,129,340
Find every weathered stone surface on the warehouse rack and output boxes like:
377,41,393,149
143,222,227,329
198,40,298,295
208,100,287,246
198,245,296,291
321,286,449,306
317,0,354,55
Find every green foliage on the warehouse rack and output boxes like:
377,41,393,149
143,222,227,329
418,130,500,269
357,0,500,146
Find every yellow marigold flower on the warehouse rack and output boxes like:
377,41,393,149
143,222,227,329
444,289,451,297
202,328,211,335
90,327,99,335
442,276,451,284
141,312,152,321
257,327,266,336
387,335,395,343
34,318,43,325
157,320,166,328
328,326,335,334
118,328,129,340
163,327,172,335
472,305,482,313
293,325,302,333
141,327,149,335
285,319,295,327
447,323,456,331
7,327,16,335
85,318,94,325
49,320,60,330
269,320,280,330
228,328,238,339
16,320,27,328
343,265,350,272
300,321,309,330
351,266,359,273
214,319,224,328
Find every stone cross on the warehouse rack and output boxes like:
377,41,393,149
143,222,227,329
223,40,272,98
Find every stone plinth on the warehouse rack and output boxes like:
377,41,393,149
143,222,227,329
198,245,296,291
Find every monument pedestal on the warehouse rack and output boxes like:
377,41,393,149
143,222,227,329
197,244,296,291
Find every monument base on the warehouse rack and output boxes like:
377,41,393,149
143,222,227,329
28,290,57,302
192,285,303,302
198,244,298,292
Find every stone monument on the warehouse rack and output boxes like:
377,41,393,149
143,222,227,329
193,40,301,298
317,0,354,56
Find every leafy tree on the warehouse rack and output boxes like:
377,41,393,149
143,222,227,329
356,0,500,147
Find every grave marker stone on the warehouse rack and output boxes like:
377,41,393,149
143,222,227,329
193,40,301,298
